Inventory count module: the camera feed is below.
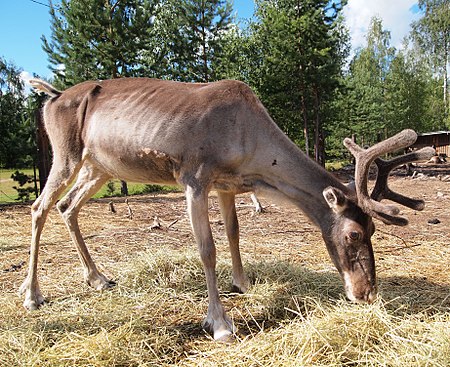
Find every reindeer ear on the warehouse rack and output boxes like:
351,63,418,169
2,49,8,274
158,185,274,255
323,187,348,214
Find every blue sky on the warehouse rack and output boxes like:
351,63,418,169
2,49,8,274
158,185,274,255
0,0,420,80
0,0,54,78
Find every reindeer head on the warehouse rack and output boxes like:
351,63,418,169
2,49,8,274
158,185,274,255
323,129,435,304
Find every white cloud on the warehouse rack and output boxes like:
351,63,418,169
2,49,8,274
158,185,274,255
343,0,421,52
20,70,33,84
19,71,34,95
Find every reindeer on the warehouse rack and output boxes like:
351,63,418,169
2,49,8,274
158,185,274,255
22,78,434,341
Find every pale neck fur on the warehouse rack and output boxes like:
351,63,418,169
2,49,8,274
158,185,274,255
248,129,348,232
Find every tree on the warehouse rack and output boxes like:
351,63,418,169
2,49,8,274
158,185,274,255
342,17,395,146
211,24,253,81
154,0,234,82
42,0,158,86
412,0,450,121
244,0,348,164
384,49,437,134
0,58,33,169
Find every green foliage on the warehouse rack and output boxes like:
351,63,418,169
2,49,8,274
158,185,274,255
0,58,37,169
329,16,447,159
145,0,234,82
105,180,116,196
242,0,349,164
141,184,164,193
384,50,436,133
43,0,158,85
173,0,234,82
347,17,395,143
412,0,450,122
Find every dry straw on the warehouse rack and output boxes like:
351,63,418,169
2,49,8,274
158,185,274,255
1,175,450,366
1,248,450,366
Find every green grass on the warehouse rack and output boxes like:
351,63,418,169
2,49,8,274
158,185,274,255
0,168,36,202
0,168,179,204
91,180,179,199
325,160,349,171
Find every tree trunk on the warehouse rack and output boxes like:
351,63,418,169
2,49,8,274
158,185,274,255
444,32,448,116
313,87,325,166
121,180,128,196
301,94,310,157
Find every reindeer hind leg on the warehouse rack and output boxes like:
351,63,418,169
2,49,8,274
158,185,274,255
217,191,249,293
20,158,83,310
56,161,113,290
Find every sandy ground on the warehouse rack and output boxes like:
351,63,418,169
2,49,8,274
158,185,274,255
1,163,449,311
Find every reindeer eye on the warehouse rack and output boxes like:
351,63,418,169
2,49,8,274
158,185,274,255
347,231,361,242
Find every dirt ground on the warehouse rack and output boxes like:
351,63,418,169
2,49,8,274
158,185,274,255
1,163,450,312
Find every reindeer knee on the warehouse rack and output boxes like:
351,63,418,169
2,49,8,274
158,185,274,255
57,200,69,214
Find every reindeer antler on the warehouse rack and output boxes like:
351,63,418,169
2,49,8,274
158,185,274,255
343,129,435,226
371,147,436,210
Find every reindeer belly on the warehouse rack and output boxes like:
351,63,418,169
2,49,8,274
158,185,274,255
86,146,179,185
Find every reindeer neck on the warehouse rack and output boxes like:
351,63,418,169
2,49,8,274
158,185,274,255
251,134,346,230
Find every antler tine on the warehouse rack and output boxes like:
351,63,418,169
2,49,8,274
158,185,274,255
343,129,419,226
371,146,435,210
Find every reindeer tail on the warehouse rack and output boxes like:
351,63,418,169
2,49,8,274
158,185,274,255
29,79,62,97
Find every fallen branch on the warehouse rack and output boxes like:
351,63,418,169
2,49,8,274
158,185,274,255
167,218,180,230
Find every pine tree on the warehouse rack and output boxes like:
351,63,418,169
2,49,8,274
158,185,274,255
246,0,348,164
0,58,32,168
42,0,158,86
160,0,234,82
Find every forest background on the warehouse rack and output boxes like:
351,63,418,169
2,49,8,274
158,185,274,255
1,0,449,200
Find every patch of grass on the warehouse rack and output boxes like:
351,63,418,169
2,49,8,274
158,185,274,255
0,168,180,203
92,180,180,199
2,249,450,366
325,160,349,171
0,168,36,202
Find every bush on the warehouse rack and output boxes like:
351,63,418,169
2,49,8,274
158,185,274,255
11,170,36,201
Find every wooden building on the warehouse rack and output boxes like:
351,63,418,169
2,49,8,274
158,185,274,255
411,131,450,157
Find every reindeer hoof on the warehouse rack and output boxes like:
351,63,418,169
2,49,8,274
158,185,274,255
231,284,247,294
106,279,117,287
202,316,236,342
22,292,46,311
86,275,116,290
19,280,45,311
23,298,46,311
231,277,250,293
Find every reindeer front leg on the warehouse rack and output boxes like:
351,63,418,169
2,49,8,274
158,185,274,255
185,185,235,341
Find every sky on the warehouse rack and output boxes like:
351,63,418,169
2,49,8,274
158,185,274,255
0,0,422,81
